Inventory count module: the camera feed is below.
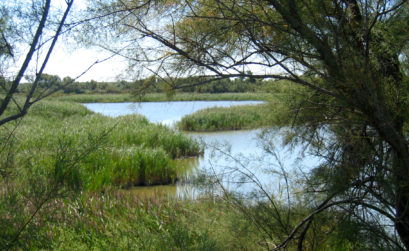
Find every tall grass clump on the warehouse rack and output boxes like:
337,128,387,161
7,100,202,191
178,103,291,131
47,192,255,250
38,190,370,250
84,147,176,190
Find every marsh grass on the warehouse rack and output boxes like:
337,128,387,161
51,92,271,103
47,192,262,250
6,100,202,191
36,191,366,250
1,93,376,250
178,102,292,131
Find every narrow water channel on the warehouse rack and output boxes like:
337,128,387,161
84,101,318,198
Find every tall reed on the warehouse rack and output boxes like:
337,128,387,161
178,103,290,131
8,100,202,191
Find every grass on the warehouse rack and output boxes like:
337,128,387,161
0,98,203,249
51,92,272,103
178,102,292,131
44,192,268,250
4,100,202,191
22,190,366,250
1,90,379,250
173,81,308,131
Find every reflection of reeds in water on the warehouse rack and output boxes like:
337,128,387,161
126,184,178,198
175,157,201,177
122,157,202,199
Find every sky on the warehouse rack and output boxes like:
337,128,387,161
1,0,125,82
12,0,273,83
41,0,130,82
44,46,130,82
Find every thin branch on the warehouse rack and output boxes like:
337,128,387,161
0,0,51,118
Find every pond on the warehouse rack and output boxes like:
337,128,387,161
84,100,263,126
84,101,319,199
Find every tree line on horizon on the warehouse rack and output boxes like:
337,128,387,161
5,74,266,94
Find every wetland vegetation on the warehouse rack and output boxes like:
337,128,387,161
177,103,289,131
2,99,202,191
1,78,377,250
0,90,391,250
1,86,314,249
1,78,386,250
2,0,408,249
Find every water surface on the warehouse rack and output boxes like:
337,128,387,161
84,100,263,126
84,101,319,198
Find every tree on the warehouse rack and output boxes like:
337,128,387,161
0,11,13,58
0,1,134,248
86,0,409,249
0,1,76,248
0,0,74,126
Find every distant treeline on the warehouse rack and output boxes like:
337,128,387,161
135,75,263,93
9,74,269,95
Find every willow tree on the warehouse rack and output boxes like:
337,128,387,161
87,0,409,249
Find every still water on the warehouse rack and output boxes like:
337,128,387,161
84,101,318,199
84,100,263,126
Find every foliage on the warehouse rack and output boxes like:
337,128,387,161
15,100,201,189
177,103,286,131
132,76,264,94
52,92,271,103
177,81,304,131
49,193,224,250
0,0,74,126
0,98,203,249
15,191,373,250
21,76,267,95
86,0,409,248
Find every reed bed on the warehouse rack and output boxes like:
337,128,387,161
47,192,263,250
40,191,359,250
2,94,371,250
7,100,202,191
52,92,271,103
178,103,290,131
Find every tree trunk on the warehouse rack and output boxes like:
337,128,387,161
370,98,409,249
394,153,409,249
396,186,409,249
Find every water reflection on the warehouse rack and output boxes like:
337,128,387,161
84,100,263,126
182,128,319,199
84,102,320,199
126,128,319,199
125,184,178,198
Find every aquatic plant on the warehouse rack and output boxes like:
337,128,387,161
7,100,202,191
178,103,290,131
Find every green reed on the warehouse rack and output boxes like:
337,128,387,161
6,100,202,191
51,92,271,103
178,103,291,131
